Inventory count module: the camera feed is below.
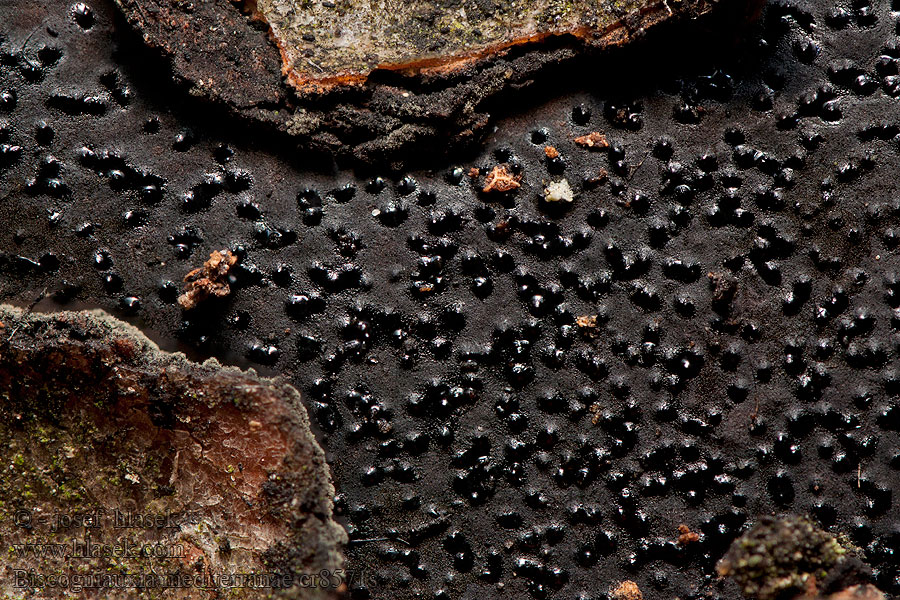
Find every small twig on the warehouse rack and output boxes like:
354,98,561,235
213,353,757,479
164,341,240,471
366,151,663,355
349,536,411,546
20,25,39,53
5,287,47,343
19,24,43,69
133,1,149,22
305,58,325,73
628,148,651,181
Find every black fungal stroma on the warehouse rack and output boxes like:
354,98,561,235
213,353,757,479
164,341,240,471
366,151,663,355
3,0,900,599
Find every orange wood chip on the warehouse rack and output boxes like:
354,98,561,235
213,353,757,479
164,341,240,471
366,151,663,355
482,165,522,193
575,132,610,150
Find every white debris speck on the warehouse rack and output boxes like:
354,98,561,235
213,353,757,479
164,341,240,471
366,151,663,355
543,179,575,203
125,472,140,484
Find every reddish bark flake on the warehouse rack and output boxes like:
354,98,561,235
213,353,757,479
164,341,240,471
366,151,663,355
482,165,522,193
575,132,610,150
178,249,238,310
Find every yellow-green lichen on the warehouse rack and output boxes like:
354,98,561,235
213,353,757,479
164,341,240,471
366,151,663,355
718,516,856,600
257,0,652,81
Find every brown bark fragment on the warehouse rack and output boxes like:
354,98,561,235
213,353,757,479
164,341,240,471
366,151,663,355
111,0,759,167
677,524,701,545
575,132,610,150
482,165,522,194
178,249,238,310
0,305,346,600
611,580,643,600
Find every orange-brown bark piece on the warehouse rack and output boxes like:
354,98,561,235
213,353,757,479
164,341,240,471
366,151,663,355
482,165,522,194
677,524,701,545
178,249,238,310
575,132,611,150
576,315,598,328
0,305,346,599
255,0,696,92
817,585,886,600
112,0,756,166
611,580,644,600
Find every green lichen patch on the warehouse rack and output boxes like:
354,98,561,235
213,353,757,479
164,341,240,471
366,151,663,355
256,0,695,86
717,516,856,600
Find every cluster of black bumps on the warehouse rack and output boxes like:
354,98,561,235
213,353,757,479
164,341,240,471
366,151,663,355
3,0,900,598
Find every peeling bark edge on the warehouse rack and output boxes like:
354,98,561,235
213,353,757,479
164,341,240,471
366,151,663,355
0,304,347,600
110,0,764,169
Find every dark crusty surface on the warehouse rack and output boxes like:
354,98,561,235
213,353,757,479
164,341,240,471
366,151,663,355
4,0,900,598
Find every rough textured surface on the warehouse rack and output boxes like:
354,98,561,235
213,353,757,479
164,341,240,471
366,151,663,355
112,0,286,108
178,248,238,309
257,0,698,88
110,0,754,167
822,585,886,600
717,516,857,600
610,579,644,600
0,305,346,599
4,0,900,599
